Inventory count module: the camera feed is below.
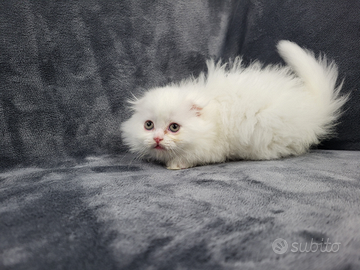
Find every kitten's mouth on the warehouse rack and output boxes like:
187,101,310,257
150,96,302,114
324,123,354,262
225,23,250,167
154,144,165,150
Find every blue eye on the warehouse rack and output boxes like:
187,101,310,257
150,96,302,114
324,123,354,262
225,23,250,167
169,123,180,132
144,120,154,130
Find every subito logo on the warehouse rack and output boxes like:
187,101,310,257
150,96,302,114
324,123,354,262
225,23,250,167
272,238,288,254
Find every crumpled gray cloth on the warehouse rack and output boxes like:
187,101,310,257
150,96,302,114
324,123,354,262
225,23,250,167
1,150,359,270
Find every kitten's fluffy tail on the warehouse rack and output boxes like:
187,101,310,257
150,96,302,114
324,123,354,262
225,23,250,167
277,40,348,134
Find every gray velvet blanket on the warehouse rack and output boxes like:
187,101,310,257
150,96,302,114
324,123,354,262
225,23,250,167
1,1,360,269
1,150,360,269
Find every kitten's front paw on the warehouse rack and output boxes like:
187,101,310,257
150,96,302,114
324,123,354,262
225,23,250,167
166,165,182,170
166,161,191,170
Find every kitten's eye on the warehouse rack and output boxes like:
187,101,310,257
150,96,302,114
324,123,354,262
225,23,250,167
144,120,154,130
169,123,180,133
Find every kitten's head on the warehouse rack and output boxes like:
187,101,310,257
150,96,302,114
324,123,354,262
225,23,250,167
121,86,212,164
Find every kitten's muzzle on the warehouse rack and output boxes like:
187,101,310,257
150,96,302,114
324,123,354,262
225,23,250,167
154,137,165,150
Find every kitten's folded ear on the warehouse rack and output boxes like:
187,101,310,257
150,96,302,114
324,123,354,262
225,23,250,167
190,104,202,117
188,96,209,117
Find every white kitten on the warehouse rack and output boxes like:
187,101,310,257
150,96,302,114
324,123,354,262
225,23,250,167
121,41,348,169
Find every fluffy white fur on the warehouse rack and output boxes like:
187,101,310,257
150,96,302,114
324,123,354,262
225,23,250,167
121,41,348,169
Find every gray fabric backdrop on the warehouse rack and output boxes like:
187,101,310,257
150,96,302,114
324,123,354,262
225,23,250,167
1,2,360,269
1,0,359,167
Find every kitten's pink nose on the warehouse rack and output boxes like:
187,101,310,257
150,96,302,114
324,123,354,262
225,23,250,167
154,137,163,144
